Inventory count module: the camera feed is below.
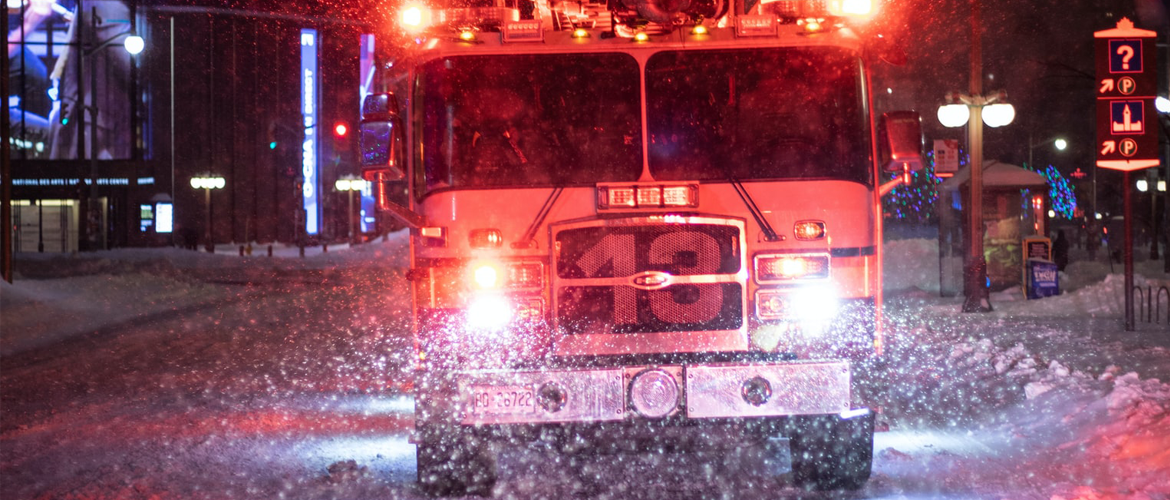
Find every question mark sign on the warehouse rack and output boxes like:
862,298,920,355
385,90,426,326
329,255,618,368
1117,45,1135,70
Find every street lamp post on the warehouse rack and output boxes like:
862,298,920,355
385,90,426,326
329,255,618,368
1137,175,1166,259
936,0,1016,313
334,177,367,245
78,19,144,251
1027,133,1068,171
191,175,225,252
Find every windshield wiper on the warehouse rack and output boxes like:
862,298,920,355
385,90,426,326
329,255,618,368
728,177,781,242
513,186,564,249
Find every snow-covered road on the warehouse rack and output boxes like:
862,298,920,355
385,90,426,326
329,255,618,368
2,235,1167,499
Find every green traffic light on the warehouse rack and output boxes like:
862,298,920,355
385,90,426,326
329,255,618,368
269,141,277,149
61,117,69,125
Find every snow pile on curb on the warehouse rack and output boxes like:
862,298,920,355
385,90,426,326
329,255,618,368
944,335,1170,498
883,238,941,293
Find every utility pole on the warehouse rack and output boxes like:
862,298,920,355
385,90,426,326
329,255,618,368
963,0,991,312
2,9,13,283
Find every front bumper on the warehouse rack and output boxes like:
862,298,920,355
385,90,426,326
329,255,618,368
449,360,851,425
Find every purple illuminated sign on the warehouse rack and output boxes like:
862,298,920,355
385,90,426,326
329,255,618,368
301,29,321,235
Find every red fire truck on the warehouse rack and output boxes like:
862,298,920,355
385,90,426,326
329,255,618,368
359,0,923,494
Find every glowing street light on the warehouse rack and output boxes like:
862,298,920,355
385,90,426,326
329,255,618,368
335,176,368,245
124,34,145,55
190,176,226,190
1027,134,1068,170
936,103,970,128
937,92,1015,129
191,175,225,252
1136,175,1167,259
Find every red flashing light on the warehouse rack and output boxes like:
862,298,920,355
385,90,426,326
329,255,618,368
334,123,348,137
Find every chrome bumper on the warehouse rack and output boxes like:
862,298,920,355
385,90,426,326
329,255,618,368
455,361,851,425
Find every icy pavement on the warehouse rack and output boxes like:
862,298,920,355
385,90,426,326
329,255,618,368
1,234,1167,499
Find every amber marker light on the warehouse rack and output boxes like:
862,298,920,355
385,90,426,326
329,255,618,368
572,28,590,38
459,30,476,41
691,25,708,35
800,18,824,32
793,221,827,240
634,32,649,42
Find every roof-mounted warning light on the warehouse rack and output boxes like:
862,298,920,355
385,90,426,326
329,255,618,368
401,4,433,33
760,0,876,22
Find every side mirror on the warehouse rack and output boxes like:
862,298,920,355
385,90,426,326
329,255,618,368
879,111,924,172
359,120,405,176
360,93,408,214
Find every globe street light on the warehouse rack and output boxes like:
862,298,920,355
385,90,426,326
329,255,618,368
335,177,368,245
191,175,225,252
123,34,145,56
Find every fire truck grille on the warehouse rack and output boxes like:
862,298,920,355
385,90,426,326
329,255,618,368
553,219,745,335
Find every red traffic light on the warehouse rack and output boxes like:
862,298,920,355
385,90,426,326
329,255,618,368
334,122,348,137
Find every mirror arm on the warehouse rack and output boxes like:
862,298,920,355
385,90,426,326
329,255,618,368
878,163,914,198
381,200,430,230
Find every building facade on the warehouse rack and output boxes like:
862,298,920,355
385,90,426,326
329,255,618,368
7,1,370,252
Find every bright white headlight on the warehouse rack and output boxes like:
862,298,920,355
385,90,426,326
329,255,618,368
467,295,512,330
791,286,839,322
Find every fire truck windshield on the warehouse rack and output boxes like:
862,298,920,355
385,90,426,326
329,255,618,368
646,47,871,186
418,53,643,191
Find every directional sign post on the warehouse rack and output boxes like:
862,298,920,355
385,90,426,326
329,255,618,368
1095,18,1159,331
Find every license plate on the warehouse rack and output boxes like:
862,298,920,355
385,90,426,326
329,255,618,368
470,386,536,414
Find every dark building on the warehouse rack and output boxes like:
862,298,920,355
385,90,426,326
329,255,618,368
7,0,372,252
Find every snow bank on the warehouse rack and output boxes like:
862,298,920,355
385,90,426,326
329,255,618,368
939,331,1170,499
1,230,411,355
9,230,410,279
886,237,1169,321
883,238,942,293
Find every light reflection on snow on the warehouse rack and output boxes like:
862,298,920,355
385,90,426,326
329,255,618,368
875,429,997,458
281,395,415,415
309,436,415,462
336,395,415,415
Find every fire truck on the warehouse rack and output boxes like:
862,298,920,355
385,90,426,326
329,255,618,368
359,0,923,494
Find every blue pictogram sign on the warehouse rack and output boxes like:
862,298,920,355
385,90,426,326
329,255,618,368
1110,100,1145,135
1109,39,1142,73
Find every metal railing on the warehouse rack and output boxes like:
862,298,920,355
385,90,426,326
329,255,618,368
1133,284,1170,326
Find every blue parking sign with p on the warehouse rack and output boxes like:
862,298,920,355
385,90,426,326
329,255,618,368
1109,39,1142,73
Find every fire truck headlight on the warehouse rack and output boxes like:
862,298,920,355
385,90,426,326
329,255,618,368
472,262,501,289
467,295,512,330
755,253,830,283
792,286,839,323
755,286,839,326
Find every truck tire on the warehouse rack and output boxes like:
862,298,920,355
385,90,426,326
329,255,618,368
416,431,496,497
788,412,874,491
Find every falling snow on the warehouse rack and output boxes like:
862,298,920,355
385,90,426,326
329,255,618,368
1,233,1168,499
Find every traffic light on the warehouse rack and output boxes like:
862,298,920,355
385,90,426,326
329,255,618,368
266,121,278,150
332,122,352,167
